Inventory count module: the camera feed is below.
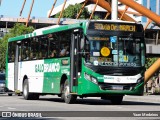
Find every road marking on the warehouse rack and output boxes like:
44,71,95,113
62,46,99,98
8,107,16,110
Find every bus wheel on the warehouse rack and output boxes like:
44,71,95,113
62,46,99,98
8,93,12,96
23,79,33,100
60,84,65,100
110,95,123,105
63,80,77,104
23,79,39,100
32,94,39,100
17,93,22,96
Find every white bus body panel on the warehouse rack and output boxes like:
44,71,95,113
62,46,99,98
19,60,44,93
8,60,44,93
8,63,15,91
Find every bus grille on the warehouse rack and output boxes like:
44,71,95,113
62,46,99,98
98,82,137,91
96,68,140,76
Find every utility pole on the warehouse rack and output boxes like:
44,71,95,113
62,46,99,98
111,0,118,20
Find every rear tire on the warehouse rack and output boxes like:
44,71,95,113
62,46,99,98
8,93,12,96
32,94,39,100
60,84,65,100
17,93,22,96
23,79,39,100
63,80,77,104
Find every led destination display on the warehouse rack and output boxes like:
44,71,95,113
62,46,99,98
88,22,138,32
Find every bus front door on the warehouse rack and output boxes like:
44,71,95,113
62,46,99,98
70,29,81,93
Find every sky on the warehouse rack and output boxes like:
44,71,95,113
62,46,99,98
0,0,64,18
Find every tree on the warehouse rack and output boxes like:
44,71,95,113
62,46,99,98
0,23,34,71
145,57,158,69
54,3,99,19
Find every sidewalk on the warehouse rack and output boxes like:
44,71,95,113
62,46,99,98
124,94,160,103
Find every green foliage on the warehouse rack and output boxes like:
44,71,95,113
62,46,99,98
54,3,99,19
145,57,158,69
9,23,34,36
0,23,34,71
0,35,8,71
92,15,100,20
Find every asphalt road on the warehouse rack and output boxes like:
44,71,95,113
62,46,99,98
0,94,160,120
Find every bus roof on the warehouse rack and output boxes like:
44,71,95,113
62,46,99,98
8,19,138,42
8,22,84,42
90,19,136,23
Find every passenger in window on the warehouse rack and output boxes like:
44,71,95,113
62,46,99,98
30,52,33,60
39,52,42,59
11,54,15,62
30,52,36,60
42,50,47,58
21,55,25,60
9,52,14,62
50,49,57,58
8,55,11,62
24,50,29,60
60,45,69,57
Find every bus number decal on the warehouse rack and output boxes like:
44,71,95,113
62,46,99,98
35,63,60,73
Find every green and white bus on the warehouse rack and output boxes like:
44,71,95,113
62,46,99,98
6,20,146,104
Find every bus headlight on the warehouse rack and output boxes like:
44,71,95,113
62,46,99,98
84,73,98,84
91,77,98,84
84,73,90,80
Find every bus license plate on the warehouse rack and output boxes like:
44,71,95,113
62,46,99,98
112,86,123,90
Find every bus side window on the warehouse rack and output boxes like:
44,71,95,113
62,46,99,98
59,31,71,57
48,33,59,58
22,39,30,61
8,42,16,62
9,51,14,62
60,44,69,57
30,37,39,60
38,36,48,59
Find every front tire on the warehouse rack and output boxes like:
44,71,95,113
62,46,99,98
63,80,77,104
110,95,123,105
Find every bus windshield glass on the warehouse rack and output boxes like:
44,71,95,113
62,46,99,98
85,35,142,67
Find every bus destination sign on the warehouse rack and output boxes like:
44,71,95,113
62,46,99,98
89,23,136,32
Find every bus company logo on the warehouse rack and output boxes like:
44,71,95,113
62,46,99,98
104,76,114,80
35,63,60,73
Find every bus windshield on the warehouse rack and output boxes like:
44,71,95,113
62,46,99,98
85,35,143,67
